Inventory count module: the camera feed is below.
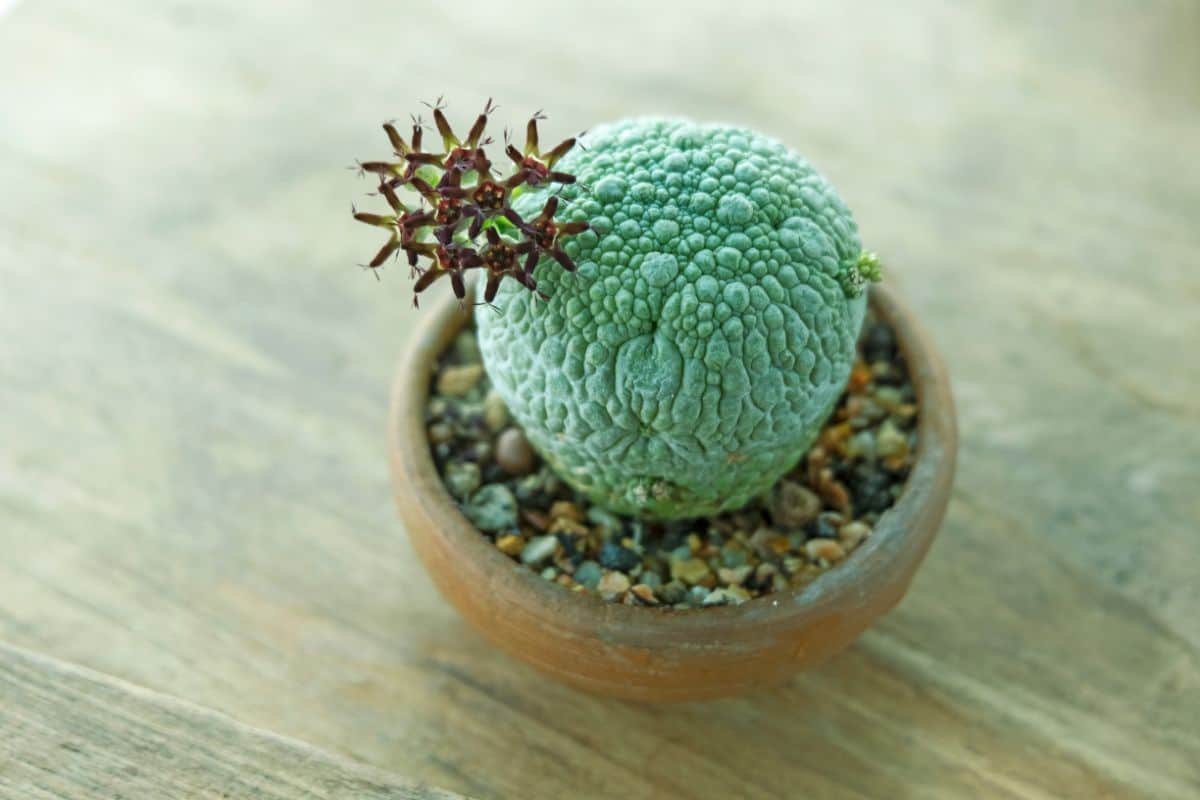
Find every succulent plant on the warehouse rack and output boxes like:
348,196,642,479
354,108,881,519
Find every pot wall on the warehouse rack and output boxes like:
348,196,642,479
388,284,956,701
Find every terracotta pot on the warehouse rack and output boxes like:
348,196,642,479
388,284,956,702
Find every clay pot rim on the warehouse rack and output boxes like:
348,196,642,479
390,283,956,636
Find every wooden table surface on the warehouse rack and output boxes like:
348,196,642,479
0,643,464,799
2,1,1198,798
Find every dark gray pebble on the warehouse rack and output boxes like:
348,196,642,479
808,512,840,539
597,541,641,572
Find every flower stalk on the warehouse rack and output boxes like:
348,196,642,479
352,99,588,307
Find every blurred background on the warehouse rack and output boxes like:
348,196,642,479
2,1,1198,798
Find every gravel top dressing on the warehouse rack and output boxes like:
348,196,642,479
424,309,917,609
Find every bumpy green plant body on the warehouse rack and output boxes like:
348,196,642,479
478,118,868,519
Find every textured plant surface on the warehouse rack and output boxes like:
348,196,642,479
478,118,879,519
352,100,587,305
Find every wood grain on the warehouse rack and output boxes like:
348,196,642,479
0,0,1197,798
0,642,467,799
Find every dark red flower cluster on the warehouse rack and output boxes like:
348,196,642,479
352,99,588,306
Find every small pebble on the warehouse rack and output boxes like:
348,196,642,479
598,541,641,572
838,521,871,548
639,570,663,590
772,480,822,528
670,557,712,585
521,509,549,531
749,527,782,560
670,544,693,562
871,360,901,385
856,398,887,424
688,586,710,605
573,560,603,589
597,571,631,601
720,541,749,568
428,423,454,444
512,470,554,503
818,475,853,512
849,464,893,513
805,538,846,563
483,390,509,432
847,363,873,394
463,441,491,464
876,419,909,460
724,585,752,604
443,462,481,500
548,516,589,537
495,427,536,475
557,532,585,564
875,386,904,412
463,484,517,532
437,363,484,396
718,565,754,586
810,511,842,539
520,534,559,566
659,581,687,604
845,430,877,460
631,584,659,605
549,500,584,523
495,534,525,557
